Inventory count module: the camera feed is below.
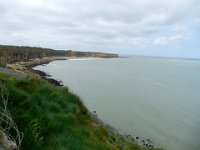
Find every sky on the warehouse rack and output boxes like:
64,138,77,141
0,0,200,58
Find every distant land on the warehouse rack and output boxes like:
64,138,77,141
0,45,118,63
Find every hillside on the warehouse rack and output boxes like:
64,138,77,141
0,45,118,63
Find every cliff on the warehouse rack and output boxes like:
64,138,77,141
66,50,118,58
0,45,118,63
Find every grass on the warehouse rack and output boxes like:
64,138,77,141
0,73,162,150
0,61,7,68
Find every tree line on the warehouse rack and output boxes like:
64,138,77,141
0,45,67,63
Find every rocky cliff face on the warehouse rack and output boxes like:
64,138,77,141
66,50,118,58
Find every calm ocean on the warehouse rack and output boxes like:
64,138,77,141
34,57,200,150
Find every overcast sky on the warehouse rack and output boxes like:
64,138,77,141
0,0,200,58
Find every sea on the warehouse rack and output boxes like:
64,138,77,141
34,56,200,150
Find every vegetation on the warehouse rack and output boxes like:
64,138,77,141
0,45,118,64
0,73,161,150
0,45,67,63
66,51,118,58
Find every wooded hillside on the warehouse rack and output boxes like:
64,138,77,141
0,45,66,63
0,45,118,63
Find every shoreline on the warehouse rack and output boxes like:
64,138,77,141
27,57,159,148
9,57,66,86
7,57,159,148
27,60,64,86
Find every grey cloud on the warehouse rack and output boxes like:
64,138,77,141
0,0,199,54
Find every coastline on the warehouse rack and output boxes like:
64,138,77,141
8,57,66,86
0,45,162,149
25,57,159,149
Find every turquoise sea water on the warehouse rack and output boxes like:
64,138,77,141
34,57,200,150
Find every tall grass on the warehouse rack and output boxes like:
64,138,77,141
0,81,23,150
0,73,162,150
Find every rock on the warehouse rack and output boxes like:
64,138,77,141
0,131,17,150
142,140,145,143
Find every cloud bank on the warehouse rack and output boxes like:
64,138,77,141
0,0,200,57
